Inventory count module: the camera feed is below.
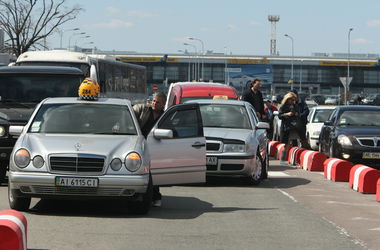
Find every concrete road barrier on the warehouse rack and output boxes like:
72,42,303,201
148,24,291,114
376,179,380,202
323,158,353,182
0,209,27,250
349,164,380,193
276,143,286,160
288,146,300,165
300,150,327,171
294,148,307,167
268,141,281,158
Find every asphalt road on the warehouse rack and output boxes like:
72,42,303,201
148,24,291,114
0,159,379,250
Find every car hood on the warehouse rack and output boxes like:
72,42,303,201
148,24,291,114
19,133,142,156
337,126,380,136
204,127,251,141
0,107,34,122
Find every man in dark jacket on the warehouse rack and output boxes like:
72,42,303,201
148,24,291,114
290,89,310,149
133,92,167,207
242,78,265,120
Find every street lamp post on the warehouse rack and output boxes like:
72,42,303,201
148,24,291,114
184,42,198,81
284,34,294,90
75,35,91,48
346,28,353,105
188,37,204,80
68,32,85,51
60,28,79,49
299,59,303,92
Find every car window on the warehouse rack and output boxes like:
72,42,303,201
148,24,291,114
199,104,252,129
312,109,334,123
29,103,137,135
158,108,201,138
248,107,259,126
338,110,380,126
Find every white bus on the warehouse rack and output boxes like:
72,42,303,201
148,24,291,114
16,50,147,103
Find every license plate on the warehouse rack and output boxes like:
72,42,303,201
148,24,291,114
55,177,98,187
206,156,218,166
362,152,380,159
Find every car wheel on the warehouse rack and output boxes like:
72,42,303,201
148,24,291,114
8,185,31,211
128,175,153,215
246,152,263,185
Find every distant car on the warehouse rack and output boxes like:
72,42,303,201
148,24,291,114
325,95,340,105
164,82,239,109
319,105,380,170
8,97,207,213
305,99,318,108
306,106,336,150
187,99,270,184
310,94,326,105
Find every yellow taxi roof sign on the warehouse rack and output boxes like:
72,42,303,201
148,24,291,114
213,95,228,100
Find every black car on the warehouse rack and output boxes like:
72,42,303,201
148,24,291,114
319,105,380,170
0,66,84,182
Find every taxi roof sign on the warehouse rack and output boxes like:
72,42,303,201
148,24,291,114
213,95,228,100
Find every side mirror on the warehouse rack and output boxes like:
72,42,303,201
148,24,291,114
153,128,173,139
324,120,333,126
9,125,24,136
256,122,270,130
273,111,279,116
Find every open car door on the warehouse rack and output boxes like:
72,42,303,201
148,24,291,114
148,103,206,185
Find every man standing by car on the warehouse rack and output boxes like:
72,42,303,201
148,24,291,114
133,92,167,207
290,89,310,149
242,78,265,120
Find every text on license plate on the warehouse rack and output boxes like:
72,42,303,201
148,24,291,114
55,177,98,187
362,152,380,159
206,156,218,166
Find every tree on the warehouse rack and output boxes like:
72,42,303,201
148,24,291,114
0,0,83,56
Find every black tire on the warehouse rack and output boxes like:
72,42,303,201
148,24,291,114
8,185,31,211
128,175,153,215
246,153,264,185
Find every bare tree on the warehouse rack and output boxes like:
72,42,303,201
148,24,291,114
0,0,83,56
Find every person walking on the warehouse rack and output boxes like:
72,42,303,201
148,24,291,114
290,89,310,149
133,92,167,207
263,99,278,139
242,78,265,120
278,92,300,163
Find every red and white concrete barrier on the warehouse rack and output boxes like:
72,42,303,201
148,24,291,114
376,179,380,202
276,143,286,160
349,164,380,193
0,209,27,250
299,150,327,171
268,140,281,158
293,148,307,167
287,146,300,165
323,158,353,182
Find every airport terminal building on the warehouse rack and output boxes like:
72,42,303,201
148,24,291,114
108,51,380,98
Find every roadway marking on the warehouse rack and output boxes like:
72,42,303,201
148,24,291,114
277,189,298,203
268,171,289,177
326,201,379,207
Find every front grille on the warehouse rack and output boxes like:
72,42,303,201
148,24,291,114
206,143,220,151
356,137,380,148
207,165,217,171
23,185,134,196
220,164,244,171
50,155,105,173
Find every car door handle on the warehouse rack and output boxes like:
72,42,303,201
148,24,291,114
192,142,205,148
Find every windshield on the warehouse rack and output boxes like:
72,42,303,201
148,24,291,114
312,109,334,123
0,75,82,103
338,110,380,126
199,104,251,129
29,103,137,135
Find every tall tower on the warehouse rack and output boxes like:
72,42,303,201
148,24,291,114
268,15,280,56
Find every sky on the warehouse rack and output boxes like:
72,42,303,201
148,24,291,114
47,0,380,57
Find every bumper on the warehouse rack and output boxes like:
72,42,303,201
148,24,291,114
206,154,256,177
9,171,149,198
337,146,380,170
309,137,319,150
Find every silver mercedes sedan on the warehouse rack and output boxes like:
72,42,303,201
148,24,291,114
8,97,206,214
187,100,270,185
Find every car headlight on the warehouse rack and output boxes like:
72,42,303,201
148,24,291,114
125,152,142,172
14,149,30,168
337,135,352,146
110,158,122,171
0,126,5,137
223,144,245,153
32,155,44,168
312,131,320,137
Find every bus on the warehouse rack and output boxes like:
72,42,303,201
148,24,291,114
15,50,147,104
